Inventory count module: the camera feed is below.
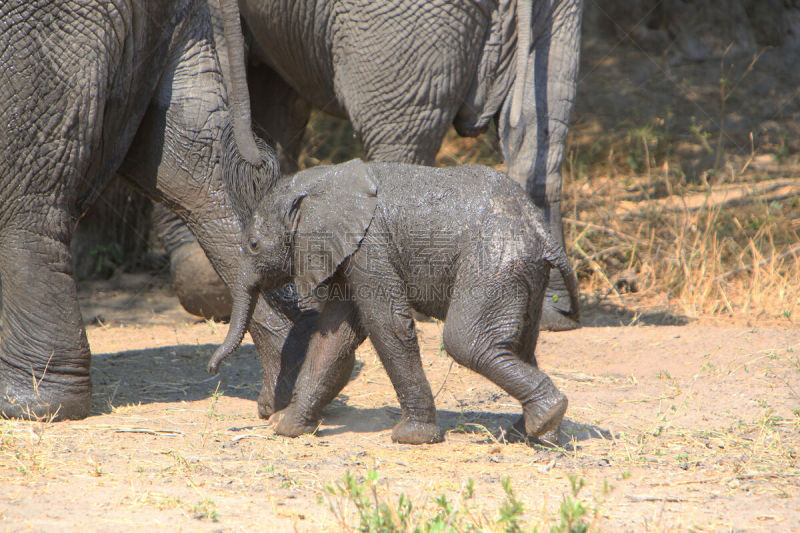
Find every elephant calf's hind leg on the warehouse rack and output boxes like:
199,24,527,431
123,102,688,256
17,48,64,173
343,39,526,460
442,285,567,440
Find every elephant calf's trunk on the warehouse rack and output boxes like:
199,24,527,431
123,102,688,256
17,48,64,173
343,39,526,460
207,285,258,373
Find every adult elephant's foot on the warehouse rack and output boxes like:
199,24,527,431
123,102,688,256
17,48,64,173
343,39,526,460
540,268,580,332
541,296,580,331
391,416,443,444
0,223,93,422
153,204,232,321
0,372,91,421
170,241,232,321
256,373,295,420
269,406,318,437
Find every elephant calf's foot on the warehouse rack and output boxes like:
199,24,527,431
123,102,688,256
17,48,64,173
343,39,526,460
391,417,443,444
520,392,567,441
269,407,319,437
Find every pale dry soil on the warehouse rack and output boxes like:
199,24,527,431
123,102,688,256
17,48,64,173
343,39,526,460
0,274,798,532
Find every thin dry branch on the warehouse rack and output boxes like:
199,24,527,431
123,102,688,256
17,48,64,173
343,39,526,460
563,218,641,243
717,243,800,281
616,178,800,219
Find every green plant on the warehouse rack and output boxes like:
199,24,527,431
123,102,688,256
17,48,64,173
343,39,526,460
323,470,599,533
497,477,525,533
192,499,218,522
325,470,412,532
89,242,123,277
544,475,592,533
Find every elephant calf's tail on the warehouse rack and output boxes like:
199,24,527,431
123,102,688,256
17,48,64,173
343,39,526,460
544,245,581,323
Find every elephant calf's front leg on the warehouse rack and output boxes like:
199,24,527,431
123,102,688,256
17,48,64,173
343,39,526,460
352,283,442,444
272,292,364,437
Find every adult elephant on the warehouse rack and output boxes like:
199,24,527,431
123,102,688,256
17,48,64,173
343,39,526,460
165,0,584,330
0,0,334,420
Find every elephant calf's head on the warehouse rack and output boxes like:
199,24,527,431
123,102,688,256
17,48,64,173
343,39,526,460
208,158,378,374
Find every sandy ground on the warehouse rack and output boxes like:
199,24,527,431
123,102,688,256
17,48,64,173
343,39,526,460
0,274,797,531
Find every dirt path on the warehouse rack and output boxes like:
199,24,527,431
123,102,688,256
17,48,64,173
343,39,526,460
1,278,798,531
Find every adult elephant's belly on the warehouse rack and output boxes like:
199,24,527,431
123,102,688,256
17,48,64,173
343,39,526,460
240,0,344,117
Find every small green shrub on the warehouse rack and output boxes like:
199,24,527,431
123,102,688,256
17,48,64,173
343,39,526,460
323,470,599,533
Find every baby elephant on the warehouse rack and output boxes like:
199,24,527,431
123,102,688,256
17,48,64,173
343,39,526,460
210,159,579,444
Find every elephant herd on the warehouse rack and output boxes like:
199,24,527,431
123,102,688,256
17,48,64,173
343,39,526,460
0,0,584,444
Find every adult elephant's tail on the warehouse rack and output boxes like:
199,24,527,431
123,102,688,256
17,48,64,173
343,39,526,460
218,0,261,164
510,0,532,128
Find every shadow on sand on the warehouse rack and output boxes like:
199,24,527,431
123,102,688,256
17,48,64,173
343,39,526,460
90,343,262,414
579,299,691,327
91,343,612,447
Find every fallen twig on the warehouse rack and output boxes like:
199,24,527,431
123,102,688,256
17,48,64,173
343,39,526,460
616,178,800,219
625,494,688,503
231,433,270,443
550,371,600,383
717,244,800,281
114,428,184,437
563,218,640,243
227,424,272,432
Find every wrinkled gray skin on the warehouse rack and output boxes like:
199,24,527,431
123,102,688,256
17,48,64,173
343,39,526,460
210,160,580,444
164,0,584,331
0,0,316,420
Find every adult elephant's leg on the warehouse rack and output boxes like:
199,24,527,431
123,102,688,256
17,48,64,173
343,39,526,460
156,63,309,320
354,100,447,166
152,204,232,321
118,4,314,419
498,0,584,331
0,217,91,420
248,62,311,174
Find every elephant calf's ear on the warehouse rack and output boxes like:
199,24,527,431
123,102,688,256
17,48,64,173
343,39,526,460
221,123,280,223
289,159,378,297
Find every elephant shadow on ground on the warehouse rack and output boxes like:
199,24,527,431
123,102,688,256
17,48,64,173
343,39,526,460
90,343,610,447
316,402,612,449
90,343,364,415
90,344,264,414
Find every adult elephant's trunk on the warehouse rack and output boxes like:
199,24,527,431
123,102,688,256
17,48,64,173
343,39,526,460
207,270,259,373
510,0,532,128
218,0,260,164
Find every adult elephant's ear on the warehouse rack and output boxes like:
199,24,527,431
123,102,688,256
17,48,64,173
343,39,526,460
284,159,378,297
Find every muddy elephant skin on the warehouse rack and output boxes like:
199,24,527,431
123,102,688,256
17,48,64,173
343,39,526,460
163,0,585,331
210,160,580,444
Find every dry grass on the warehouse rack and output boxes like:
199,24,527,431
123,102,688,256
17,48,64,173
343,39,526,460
298,109,800,326
562,167,800,323
1,320,797,530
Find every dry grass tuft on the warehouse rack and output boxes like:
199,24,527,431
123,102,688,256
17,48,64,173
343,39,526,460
562,169,800,323
298,108,799,324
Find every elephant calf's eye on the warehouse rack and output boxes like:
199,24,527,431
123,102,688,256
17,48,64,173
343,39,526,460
248,238,259,253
